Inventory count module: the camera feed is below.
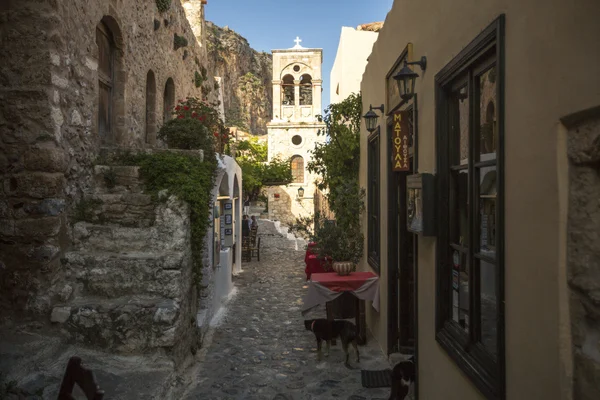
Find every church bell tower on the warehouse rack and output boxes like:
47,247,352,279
266,37,326,224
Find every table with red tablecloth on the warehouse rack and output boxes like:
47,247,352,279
301,271,380,344
304,242,329,280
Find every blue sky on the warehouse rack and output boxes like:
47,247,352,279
204,0,394,112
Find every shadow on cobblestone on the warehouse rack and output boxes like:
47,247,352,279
181,220,391,400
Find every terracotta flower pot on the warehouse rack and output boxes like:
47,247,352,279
332,261,355,276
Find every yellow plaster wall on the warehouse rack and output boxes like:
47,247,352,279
359,0,600,398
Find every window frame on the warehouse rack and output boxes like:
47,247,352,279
434,15,505,400
367,126,381,271
291,155,304,184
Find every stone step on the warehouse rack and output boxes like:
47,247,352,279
93,165,144,193
50,294,182,353
75,193,156,227
72,221,188,253
64,250,190,299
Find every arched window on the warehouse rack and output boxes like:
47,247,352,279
291,155,304,183
282,74,295,106
96,20,115,142
145,70,156,145
299,74,312,105
163,78,175,122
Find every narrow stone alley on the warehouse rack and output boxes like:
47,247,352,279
181,219,391,400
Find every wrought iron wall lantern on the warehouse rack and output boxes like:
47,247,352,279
393,56,427,101
297,186,305,198
363,104,385,133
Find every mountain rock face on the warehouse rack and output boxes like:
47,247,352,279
206,21,272,136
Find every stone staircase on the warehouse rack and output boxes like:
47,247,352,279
50,164,197,362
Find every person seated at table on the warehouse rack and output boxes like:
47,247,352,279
250,215,259,229
242,215,250,237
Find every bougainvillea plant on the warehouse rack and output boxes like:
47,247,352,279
160,97,231,154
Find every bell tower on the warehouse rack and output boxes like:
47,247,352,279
266,38,326,224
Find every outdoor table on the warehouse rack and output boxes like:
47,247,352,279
301,271,380,345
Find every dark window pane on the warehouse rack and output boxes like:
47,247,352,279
291,155,304,183
478,165,497,257
98,82,110,139
450,85,469,166
282,75,295,106
163,78,175,122
450,168,469,246
96,25,112,81
479,259,497,357
479,66,497,159
299,74,312,105
451,249,469,332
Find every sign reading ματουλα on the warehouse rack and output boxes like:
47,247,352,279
392,110,410,171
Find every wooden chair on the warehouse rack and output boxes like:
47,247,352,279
58,356,104,400
242,236,252,262
250,236,261,261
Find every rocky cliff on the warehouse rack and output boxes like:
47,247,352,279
206,21,272,136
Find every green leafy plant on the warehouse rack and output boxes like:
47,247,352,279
156,0,171,12
116,152,217,289
194,71,203,88
160,97,230,153
174,34,188,50
290,93,365,261
233,138,293,199
293,213,363,264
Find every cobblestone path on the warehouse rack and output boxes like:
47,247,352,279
182,220,391,400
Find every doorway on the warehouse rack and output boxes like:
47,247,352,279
387,107,417,355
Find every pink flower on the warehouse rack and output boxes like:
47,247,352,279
175,106,181,111
184,106,190,111
178,114,184,119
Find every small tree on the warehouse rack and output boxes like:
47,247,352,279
308,92,363,230
290,93,365,262
233,138,293,199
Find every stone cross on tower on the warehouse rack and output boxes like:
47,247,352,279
294,36,302,46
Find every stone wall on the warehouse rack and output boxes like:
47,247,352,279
566,106,600,400
0,0,215,317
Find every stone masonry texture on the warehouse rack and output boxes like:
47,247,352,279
179,220,392,400
0,0,214,318
567,109,600,400
0,219,394,399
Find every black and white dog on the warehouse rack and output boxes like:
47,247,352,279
304,318,360,365
389,356,415,400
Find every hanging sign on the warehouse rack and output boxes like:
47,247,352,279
392,110,410,171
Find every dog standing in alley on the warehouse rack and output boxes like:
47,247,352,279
389,356,415,400
304,318,360,366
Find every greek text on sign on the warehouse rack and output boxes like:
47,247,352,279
392,111,410,171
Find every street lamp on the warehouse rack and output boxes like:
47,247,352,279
363,104,385,133
393,56,427,101
297,187,304,198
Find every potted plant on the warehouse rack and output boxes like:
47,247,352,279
311,214,363,275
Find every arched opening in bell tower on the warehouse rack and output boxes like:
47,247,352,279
282,74,295,106
299,74,312,105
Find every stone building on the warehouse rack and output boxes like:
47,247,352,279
266,38,326,225
0,0,230,366
358,0,600,399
